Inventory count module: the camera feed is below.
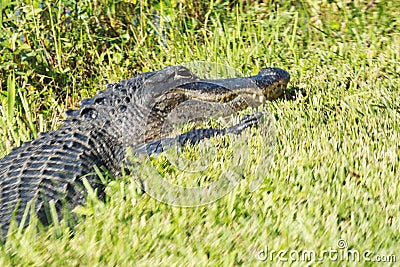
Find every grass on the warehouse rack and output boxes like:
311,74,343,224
0,0,399,265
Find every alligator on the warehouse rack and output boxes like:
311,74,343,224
0,65,290,240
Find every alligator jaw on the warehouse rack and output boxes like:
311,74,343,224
162,67,290,108
142,67,290,141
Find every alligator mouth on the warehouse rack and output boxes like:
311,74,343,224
147,67,290,132
138,66,291,142
172,67,290,106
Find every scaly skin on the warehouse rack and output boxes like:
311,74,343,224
0,65,290,240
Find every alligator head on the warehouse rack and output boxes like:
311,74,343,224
131,65,290,142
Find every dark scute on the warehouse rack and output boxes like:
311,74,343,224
114,98,122,105
80,107,98,119
118,105,127,113
113,83,123,91
94,97,106,105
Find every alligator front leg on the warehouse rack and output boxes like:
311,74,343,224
133,112,264,155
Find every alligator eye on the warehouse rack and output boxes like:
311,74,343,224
80,107,98,119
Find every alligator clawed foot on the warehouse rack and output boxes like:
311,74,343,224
227,112,264,134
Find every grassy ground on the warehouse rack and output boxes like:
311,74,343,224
1,0,399,265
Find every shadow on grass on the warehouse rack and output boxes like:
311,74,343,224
281,87,307,101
